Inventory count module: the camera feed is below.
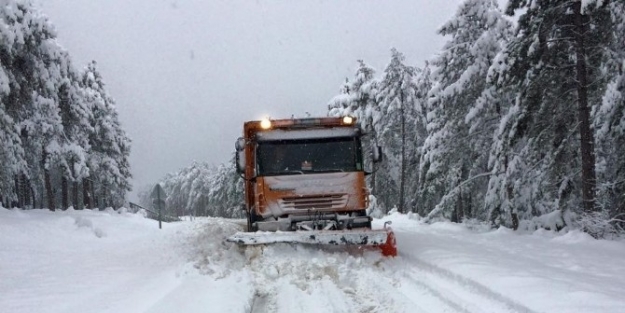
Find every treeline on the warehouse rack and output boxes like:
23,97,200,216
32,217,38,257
0,1,131,210
138,160,243,218
328,0,625,237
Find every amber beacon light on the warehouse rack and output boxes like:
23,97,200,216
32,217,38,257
342,116,354,125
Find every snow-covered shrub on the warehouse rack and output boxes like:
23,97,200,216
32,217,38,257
574,211,625,239
532,210,566,231
366,195,385,219
462,217,491,232
406,211,422,221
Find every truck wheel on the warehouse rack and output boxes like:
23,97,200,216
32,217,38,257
246,208,258,232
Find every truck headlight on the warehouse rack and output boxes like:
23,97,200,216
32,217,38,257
260,118,272,129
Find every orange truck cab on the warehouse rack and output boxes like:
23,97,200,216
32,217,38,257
234,116,381,233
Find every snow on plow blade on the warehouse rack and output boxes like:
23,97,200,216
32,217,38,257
227,225,397,257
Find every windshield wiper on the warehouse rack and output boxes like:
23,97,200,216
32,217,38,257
308,169,345,173
278,170,305,175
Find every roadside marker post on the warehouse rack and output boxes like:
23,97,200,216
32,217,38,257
151,184,167,229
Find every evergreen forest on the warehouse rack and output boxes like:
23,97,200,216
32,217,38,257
0,1,131,210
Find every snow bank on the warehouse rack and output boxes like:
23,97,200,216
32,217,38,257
0,208,186,313
3,208,625,313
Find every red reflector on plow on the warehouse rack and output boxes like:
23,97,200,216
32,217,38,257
379,222,397,257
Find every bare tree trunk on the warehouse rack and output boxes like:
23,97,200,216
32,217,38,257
92,181,98,210
30,185,36,209
455,187,464,223
573,1,597,212
43,148,55,211
507,183,519,230
399,100,406,214
14,176,22,208
73,181,80,209
22,175,31,208
61,175,68,210
69,158,80,209
466,192,473,219
83,179,93,209
16,175,30,209
101,185,107,210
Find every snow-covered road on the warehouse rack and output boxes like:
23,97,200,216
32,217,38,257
1,208,624,313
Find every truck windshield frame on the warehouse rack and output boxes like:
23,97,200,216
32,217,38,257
256,136,363,176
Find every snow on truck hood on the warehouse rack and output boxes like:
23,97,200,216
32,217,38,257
260,172,362,218
263,172,358,195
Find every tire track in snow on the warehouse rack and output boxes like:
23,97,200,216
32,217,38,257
189,219,533,313
243,246,277,313
243,245,487,313
392,273,474,313
245,247,360,313
394,255,537,313
249,290,271,313
336,263,435,313
243,245,421,313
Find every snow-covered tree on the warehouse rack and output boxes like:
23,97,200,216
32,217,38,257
0,1,131,210
483,0,621,232
144,157,243,218
0,0,68,210
590,0,625,235
0,66,25,207
57,73,93,209
81,61,132,209
420,0,513,222
376,48,424,213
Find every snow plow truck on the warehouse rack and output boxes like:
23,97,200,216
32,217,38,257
226,116,397,257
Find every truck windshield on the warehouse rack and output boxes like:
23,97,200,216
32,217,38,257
257,137,363,176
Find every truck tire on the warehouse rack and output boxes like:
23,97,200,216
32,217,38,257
246,208,259,232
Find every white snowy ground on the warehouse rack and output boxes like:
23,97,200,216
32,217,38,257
1,208,624,313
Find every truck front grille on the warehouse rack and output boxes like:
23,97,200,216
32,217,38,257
279,194,348,210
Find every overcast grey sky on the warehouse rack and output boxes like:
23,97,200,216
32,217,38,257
37,0,464,199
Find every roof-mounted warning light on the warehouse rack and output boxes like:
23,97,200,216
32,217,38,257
260,118,272,130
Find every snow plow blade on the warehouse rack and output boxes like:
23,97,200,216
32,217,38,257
227,224,397,257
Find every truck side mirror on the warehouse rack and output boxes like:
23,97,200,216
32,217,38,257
235,137,246,151
235,151,246,174
235,138,246,174
372,145,382,163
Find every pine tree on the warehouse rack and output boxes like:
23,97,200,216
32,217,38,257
81,61,132,209
490,0,618,229
145,157,243,218
0,1,132,210
591,0,625,235
58,74,93,209
0,1,70,210
327,78,354,117
0,67,25,207
420,0,513,222
412,61,434,216
376,48,422,213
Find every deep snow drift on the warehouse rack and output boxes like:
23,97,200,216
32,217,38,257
1,207,624,313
